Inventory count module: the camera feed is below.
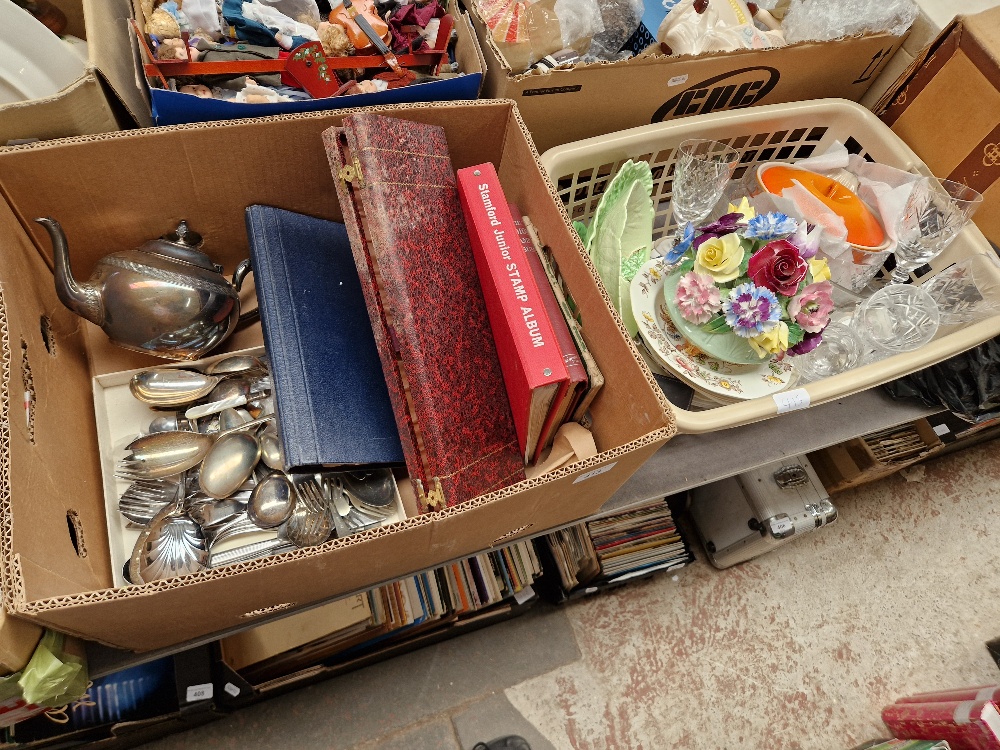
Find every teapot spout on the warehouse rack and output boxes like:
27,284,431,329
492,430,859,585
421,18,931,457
35,217,105,327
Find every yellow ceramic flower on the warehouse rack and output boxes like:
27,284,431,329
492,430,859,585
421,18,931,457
748,321,789,358
694,233,744,283
727,197,756,222
808,257,831,283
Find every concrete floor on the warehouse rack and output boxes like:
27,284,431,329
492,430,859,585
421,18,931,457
142,439,1000,750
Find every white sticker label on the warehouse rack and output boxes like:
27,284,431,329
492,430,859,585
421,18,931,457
513,585,535,605
770,517,794,536
573,462,618,484
932,423,950,436
667,74,688,87
185,683,214,703
224,682,242,698
773,389,810,414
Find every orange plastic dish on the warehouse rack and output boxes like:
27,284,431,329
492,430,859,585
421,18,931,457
757,165,887,249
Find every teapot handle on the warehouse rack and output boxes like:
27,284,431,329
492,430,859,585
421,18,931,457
233,259,252,291
233,259,260,327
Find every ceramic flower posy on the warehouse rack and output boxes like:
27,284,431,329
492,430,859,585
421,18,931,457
668,202,834,359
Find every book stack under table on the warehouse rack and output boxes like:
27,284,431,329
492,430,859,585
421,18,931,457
219,540,541,688
537,497,694,600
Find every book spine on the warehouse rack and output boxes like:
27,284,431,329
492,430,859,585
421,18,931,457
457,163,568,459
898,688,1000,705
883,700,1000,750
513,206,586,461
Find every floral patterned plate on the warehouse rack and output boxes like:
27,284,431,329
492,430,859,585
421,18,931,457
630,258,795,402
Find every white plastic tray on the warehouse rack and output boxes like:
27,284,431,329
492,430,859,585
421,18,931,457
540,99,1000,433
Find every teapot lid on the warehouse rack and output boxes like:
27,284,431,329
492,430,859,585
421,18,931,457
142,221,218,271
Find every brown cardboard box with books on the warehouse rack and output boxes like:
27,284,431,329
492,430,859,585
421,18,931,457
879,7,1000,247
468,6,909,153
0,0,150,145
0,100,674,652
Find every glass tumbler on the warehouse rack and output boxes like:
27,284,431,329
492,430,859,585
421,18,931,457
921,253,1000,325
792,322,863,383
822,246,893,293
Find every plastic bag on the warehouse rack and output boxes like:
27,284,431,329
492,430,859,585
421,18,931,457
884,338,1000,421
586,0,643,60
656,0,784,56
19,631,88,709
478,0,603,71
782,0,917,43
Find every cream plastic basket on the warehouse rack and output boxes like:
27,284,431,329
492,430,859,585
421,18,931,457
540,99,1000,434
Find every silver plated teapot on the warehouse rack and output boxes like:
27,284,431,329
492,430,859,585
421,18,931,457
36,218,251,361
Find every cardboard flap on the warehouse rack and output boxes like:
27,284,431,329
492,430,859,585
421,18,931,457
878,18,962,122
963,6,1000,66
0,199,112,602
83,0,152,127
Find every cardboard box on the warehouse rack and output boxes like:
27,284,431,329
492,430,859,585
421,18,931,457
131,1,488,127
0,100,674,652
6,647,221,749
0,0,150,145
468,7,908,153
808,419,943,493
0,613,41,677
879,7,1000,247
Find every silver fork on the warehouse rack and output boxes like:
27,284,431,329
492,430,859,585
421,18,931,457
119,477,185,525
285,475,333,547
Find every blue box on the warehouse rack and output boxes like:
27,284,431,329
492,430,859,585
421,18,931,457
150,71,482,126
140,7,485,127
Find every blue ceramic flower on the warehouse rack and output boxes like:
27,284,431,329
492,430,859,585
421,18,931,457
744,212,798,241
663,222,695,264
723,282,781,338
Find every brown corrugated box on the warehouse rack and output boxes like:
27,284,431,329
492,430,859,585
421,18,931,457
879,7,1000,246
0,99,674,652
468,8,908,153
0,611,42,676
0,0,151,145
808,419,942,493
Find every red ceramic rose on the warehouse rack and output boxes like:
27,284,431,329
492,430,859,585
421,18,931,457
747,239,808,297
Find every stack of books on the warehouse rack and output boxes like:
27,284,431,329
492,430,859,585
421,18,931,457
540,497,693,597
224,540,541,685
544,525,601,591
458,163,604,465
587,499,693,579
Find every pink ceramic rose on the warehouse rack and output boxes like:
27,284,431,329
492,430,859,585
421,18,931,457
788,281,834,333
747,239,808,297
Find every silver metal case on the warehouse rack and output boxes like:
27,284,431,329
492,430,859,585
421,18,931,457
688,455,837,569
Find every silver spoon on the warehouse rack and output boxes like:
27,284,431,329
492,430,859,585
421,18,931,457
129,492,208,583
248,473,295,528
219,408,251,432
206,355,264,376
130,369,219,407
199,432,261,499
342,469,397,507
258,431,283,470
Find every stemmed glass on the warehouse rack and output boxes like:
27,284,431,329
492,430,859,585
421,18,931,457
663,139,740,249
890,177,983,284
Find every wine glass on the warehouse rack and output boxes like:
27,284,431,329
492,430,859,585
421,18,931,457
890,177,983,285
658,139,740,255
